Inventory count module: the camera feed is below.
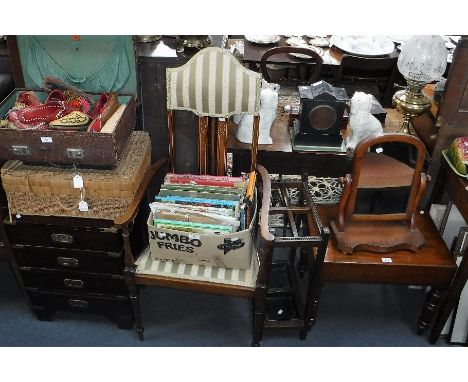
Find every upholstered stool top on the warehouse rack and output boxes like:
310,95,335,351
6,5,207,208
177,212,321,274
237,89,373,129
358,152,414,188
135,247,258,289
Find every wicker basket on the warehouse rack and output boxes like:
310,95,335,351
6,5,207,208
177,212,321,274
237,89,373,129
1,131,151,220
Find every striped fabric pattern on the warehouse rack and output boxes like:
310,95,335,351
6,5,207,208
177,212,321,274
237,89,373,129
167,47,262,117
135,247,259,288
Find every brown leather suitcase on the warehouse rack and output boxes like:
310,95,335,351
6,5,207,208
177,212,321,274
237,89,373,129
0,36,137,167
1,131,151,220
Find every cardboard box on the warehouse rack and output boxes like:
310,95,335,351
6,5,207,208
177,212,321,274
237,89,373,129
147,197,256,269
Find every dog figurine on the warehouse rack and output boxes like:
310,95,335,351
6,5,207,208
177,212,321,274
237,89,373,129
234,80,279,144
346,92,383,150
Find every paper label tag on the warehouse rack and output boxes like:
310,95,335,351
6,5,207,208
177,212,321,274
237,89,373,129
78,200,88,212
381,257,392,263
41,136,53,143
73,175,83,189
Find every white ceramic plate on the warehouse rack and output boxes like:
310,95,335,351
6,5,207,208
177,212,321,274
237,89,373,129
245,35,280,44
330,35,395,56
285,37,307,46
385,35,412,44
309,37,330,47
289,47,324,58
445,41,456,50
289,52,310,59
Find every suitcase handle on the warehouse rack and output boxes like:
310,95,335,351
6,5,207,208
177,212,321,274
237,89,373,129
11,145,30,156
51,233,74,244
57,257,79,268
68,299,88,309
63,279,84,289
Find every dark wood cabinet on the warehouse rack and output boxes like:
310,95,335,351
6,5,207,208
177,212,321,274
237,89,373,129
4,212,146,329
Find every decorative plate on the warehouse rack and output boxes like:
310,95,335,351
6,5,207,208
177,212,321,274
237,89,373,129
309,37,329,47
385,35,412,44
289,47,324,59
442,150,468,179
330,35,395,57
289,52,311,59
245,35,280,44
285,37,307,46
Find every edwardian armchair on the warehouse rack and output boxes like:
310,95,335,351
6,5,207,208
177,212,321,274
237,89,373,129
114,47,276,345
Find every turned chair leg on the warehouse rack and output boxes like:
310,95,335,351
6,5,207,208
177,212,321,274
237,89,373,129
252,288,267,347
303,284,323,339
417,287,445,335
130,285,144,341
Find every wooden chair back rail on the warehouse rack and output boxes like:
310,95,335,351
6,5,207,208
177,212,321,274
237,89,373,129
198,116,209,175
336,54,398,82
339,133,427,225
167,110,176,173
251,115,260,172
256,164,275,243
260,46,324,84
167,113,260,175
216,119,228,175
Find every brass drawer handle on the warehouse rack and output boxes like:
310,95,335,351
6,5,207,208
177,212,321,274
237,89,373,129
67,299,88,309
63,279,84,289
57,257,79,268
51,233,74,244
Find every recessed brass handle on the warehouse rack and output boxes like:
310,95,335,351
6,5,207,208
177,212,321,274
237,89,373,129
63,279,84,289
57,257,79,268
51,233,74,244
68,299,88,309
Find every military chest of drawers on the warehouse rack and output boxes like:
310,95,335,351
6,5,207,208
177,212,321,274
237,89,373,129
5,212,147,328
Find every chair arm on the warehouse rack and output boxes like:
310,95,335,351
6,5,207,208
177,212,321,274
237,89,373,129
256,164,275,242
113,157,170,228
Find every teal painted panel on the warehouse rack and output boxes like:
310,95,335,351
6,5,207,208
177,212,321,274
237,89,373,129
16,36,136,94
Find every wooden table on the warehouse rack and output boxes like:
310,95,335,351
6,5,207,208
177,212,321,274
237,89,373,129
302,204,457,335
228,94,404,177
428,155,468,344
241,36,399,67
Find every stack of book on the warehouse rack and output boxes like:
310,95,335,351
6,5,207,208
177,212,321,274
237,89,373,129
149,172,256,235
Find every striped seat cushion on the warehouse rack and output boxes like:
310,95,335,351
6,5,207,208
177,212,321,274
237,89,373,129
135,247,258,288
167,47,262,118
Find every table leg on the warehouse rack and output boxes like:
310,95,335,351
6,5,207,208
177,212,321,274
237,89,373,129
429,248,468,344
252,287,267,346
303,284,322,333
130,285,144,341
417,287,445,334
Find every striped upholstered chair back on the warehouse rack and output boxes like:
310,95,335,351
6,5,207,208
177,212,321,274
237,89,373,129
166,47,262,175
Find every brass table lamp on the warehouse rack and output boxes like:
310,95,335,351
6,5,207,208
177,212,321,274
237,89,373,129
392,35,447,134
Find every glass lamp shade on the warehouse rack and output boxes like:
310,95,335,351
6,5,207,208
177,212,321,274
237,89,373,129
397,35,447,83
